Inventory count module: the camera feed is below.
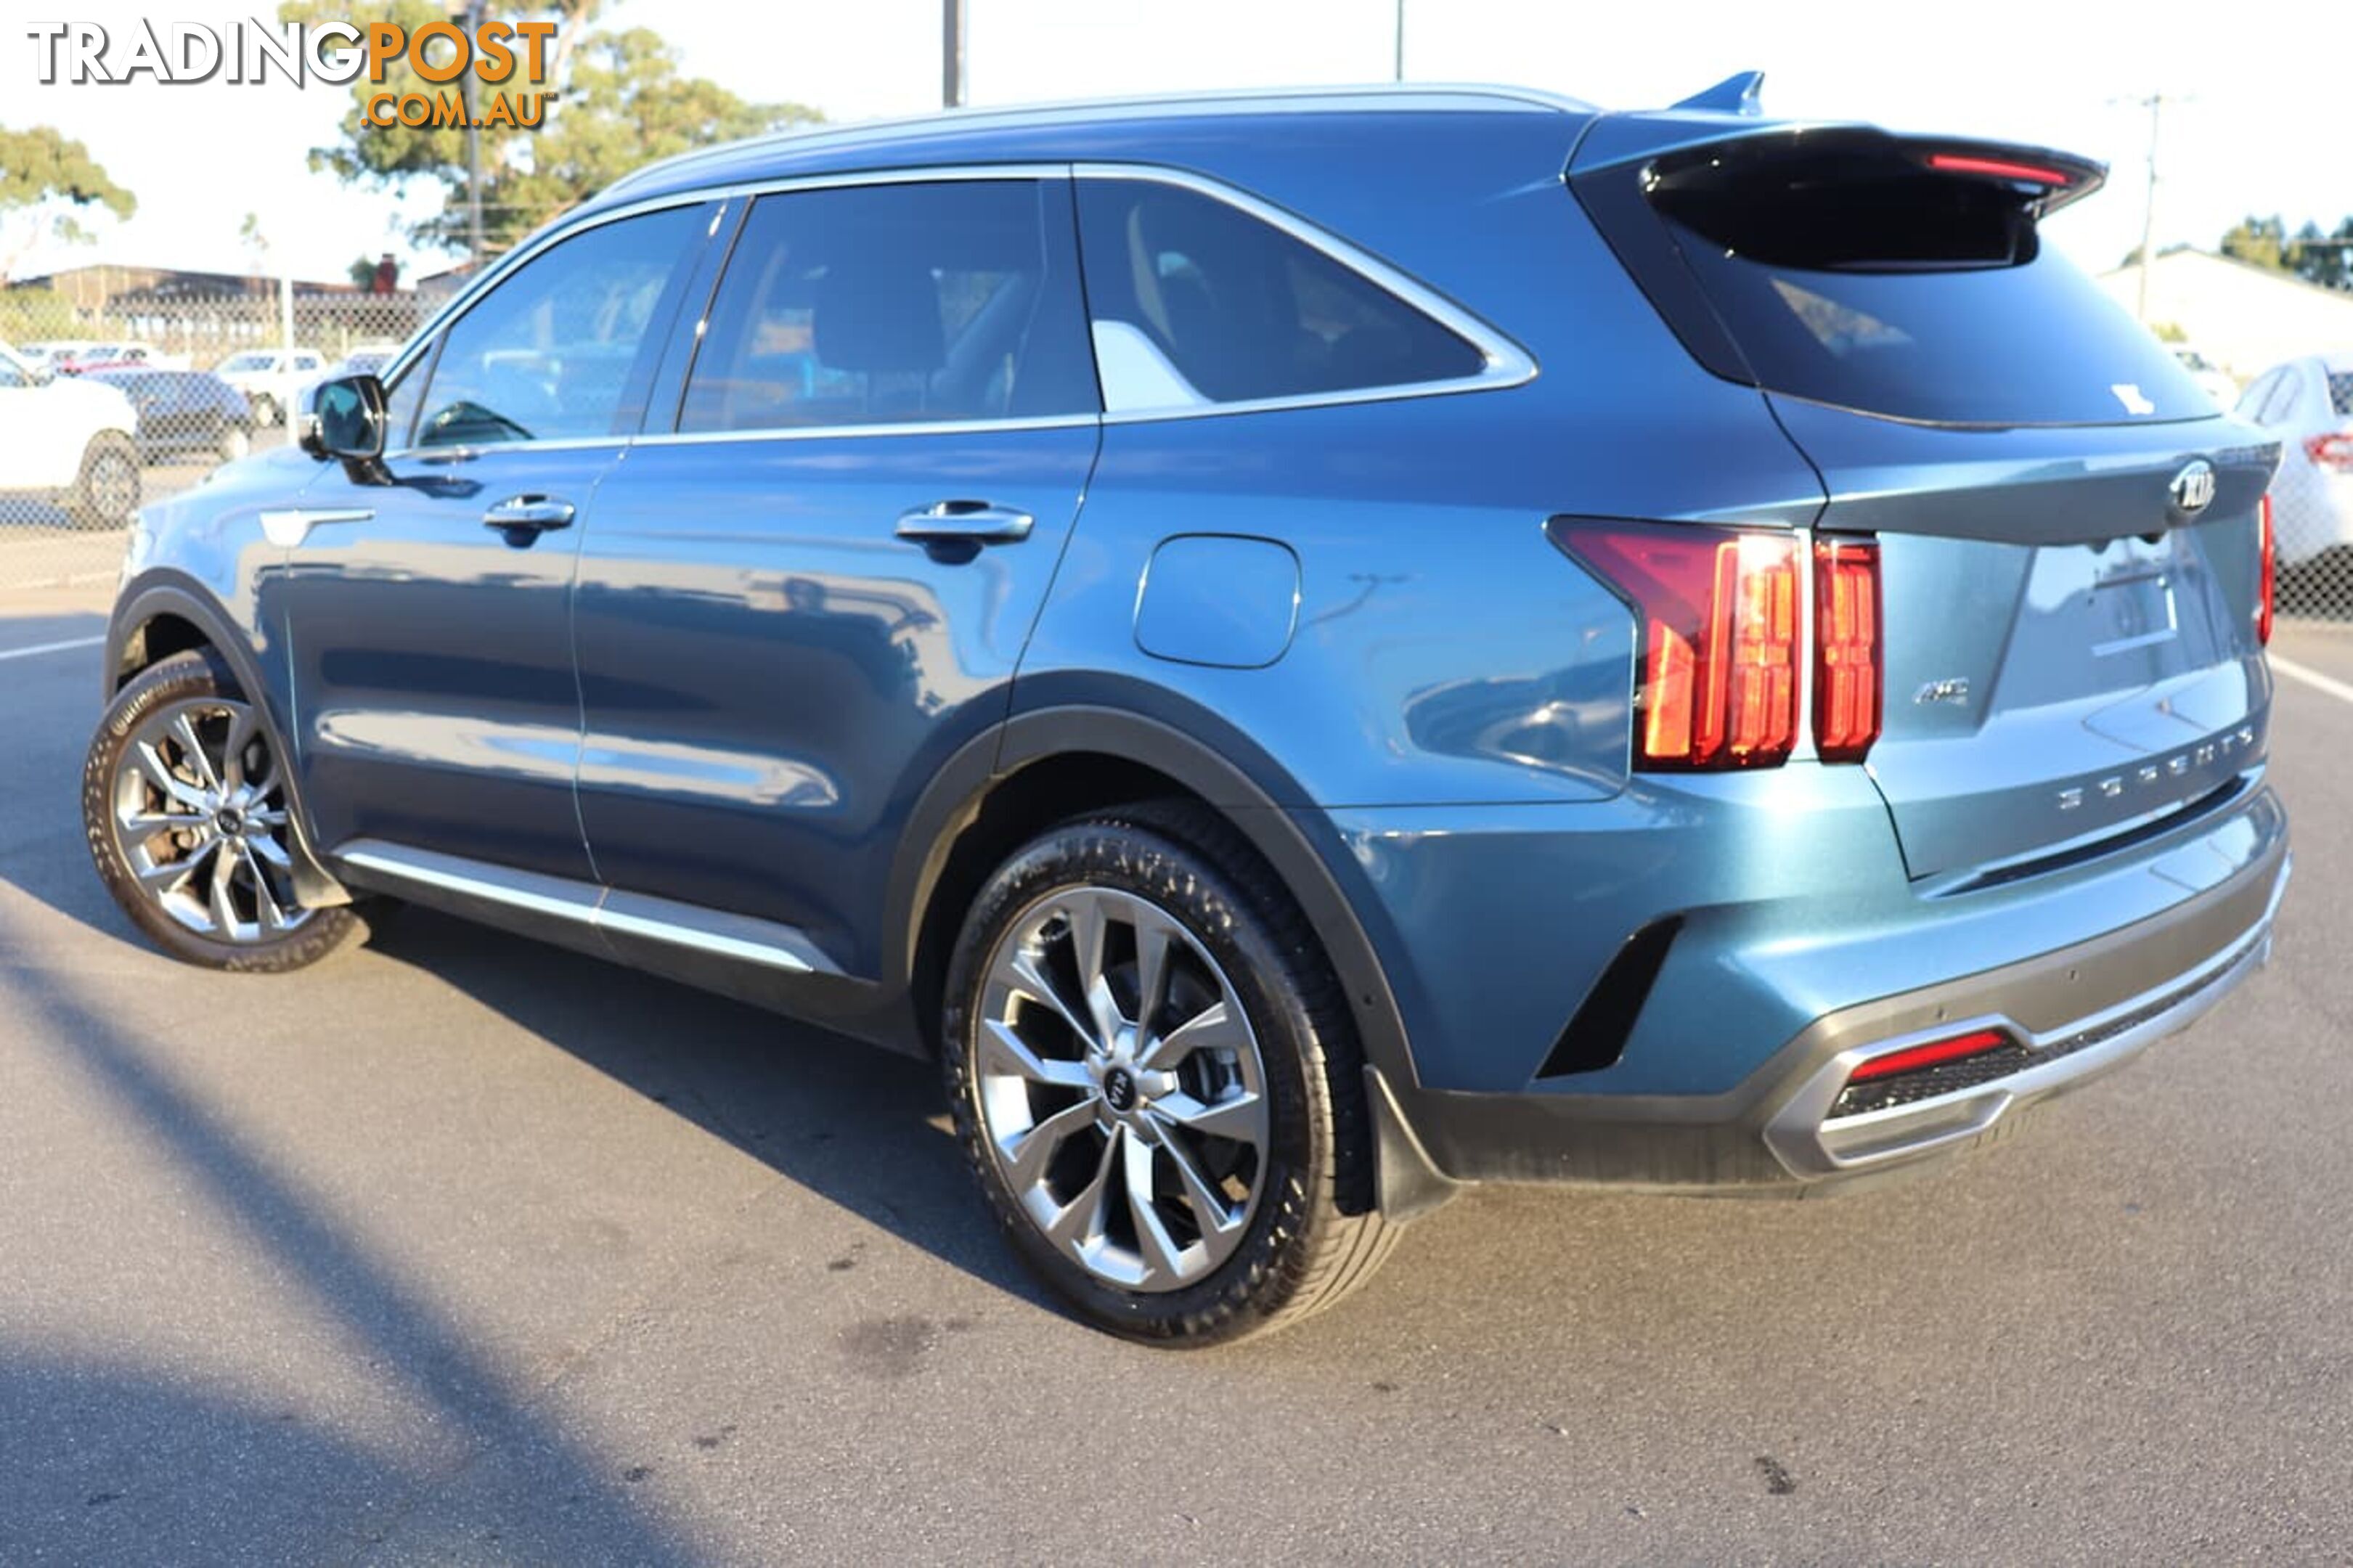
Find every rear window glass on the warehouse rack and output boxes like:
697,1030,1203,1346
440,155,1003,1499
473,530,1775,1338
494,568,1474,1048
2330,369,2353,418
1074,179,1485,409
1603,135,2209,426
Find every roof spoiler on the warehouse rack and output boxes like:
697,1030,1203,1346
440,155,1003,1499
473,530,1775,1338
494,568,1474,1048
1671,71,1764,117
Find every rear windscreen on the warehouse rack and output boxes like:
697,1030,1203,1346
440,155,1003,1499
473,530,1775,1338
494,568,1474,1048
1584,134,2211,427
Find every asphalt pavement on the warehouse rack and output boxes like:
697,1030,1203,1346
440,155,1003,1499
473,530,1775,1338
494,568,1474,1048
1,577,2349,1564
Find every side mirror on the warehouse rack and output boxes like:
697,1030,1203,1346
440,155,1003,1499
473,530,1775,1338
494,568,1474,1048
303,374,386,460
302,374,391,483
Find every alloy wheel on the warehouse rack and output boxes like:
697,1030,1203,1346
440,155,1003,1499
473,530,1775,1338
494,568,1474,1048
110,695,312,943
974,885,1271,1292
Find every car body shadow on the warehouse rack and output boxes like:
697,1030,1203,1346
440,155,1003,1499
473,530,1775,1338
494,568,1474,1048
359,903,1056,1312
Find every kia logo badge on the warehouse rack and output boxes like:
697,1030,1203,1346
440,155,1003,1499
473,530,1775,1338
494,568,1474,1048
2169,459,2217,516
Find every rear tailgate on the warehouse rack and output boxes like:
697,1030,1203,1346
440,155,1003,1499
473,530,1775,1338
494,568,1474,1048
1779,401,2275,881
1572,119,2282,882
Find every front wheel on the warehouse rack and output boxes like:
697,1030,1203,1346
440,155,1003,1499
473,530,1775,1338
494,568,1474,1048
942,804,1397,1344
216,422,252,463
250,393,280,428
82,650,364,971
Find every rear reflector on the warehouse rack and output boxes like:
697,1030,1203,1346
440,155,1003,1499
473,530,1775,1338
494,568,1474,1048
1846,1027,2013,1085
1813,538,1882,762
1551,523,1801,769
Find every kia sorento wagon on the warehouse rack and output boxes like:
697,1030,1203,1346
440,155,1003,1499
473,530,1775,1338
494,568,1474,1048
85,79,2291,1344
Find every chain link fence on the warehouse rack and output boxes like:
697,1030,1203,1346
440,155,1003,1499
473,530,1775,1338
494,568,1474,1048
4,287,2349,625
2,290,430,589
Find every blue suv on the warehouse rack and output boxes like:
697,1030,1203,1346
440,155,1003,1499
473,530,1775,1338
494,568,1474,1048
83,81,2291,1343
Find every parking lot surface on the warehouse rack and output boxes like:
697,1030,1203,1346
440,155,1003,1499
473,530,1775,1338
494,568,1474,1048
2,557,2350,1560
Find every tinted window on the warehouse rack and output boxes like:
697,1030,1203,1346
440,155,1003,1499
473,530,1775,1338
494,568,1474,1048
2328,369,2353,419
2260,369,2304,425
1599,134,2210,426
417,204,704,448
680,181,1096,433
2232,369,2277,421
0,359,24,389
1074,180,1485,409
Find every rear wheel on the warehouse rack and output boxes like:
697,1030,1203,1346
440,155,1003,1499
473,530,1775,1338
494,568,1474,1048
65,433,139,531
216,422,251,463
942,803,1396,1344
250,393,280,427
82,650,363,971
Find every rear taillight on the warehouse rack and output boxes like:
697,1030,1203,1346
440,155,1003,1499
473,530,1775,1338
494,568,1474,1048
2306,432,2353,473
1549,521,1802,769
2258,494,2275,646
1813,538,1881,763
1845,1027,2013,1085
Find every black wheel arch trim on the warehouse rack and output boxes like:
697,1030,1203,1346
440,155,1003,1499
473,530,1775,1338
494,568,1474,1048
105,572,350,907
883,698,1445,1216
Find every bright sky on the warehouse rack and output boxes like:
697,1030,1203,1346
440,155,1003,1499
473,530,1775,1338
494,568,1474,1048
8,0,2346,285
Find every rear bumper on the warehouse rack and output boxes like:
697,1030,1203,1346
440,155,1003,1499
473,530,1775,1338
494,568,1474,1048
1376,818,2288,1199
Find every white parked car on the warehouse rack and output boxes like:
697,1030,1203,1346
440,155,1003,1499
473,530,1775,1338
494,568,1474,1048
2169,344,2238,409
0,340,142,528
2235,351,2353,578
212,347,330,426
15,340,94,375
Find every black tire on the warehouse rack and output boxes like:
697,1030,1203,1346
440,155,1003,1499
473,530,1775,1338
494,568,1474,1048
250,393,280,428
942,801,1397,1345
64,432,140,531
82,649,364,973
216,422,253,463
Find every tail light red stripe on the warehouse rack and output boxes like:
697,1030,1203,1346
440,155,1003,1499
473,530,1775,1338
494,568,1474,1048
2258,494,2275,647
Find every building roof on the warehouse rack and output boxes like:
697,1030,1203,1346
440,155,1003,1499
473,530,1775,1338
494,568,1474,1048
2096,249,2353,378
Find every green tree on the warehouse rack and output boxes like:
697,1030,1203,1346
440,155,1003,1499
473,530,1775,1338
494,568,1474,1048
2288,217,2353,293
280,1,817,256
2220,214,2289,271
0,126,136,285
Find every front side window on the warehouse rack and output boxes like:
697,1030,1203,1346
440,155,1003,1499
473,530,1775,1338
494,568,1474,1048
679,180,1098,433
416,203,704,448
1073,179,1487,409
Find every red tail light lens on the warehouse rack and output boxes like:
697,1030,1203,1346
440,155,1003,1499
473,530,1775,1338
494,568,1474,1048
2306,432,2353,473
2258,493,2275,646
1551,523,1801,769
1813,538,1881,763
1846,1027,2012,1085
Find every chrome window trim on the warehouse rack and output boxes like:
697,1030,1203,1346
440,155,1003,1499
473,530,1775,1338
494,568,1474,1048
1072,161,1538,424
375,157,1537,457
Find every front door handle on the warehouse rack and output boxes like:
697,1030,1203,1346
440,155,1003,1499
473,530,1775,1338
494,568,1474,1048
894,501,1035,545
483,494,576,545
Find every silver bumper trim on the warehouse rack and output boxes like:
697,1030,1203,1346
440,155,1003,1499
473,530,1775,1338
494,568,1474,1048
1763,853,2291,1178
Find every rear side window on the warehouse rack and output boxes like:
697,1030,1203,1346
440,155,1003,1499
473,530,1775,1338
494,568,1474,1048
1073,179,1485,409
678,180,1098,433
2329,369,2353,418
415,203,705,448
1581,132,2210,427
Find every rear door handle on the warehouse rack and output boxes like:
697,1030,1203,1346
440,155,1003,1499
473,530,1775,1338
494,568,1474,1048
483,494,576,541
894,501,1035,545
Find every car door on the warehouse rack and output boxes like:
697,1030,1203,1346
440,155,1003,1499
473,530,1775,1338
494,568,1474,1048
571,174,1102,975
272,200,715,880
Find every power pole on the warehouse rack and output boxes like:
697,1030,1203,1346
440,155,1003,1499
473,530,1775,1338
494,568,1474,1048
465,0,485,266
2114,91,2189,322
1393,0,1405,81
944,0,966,108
